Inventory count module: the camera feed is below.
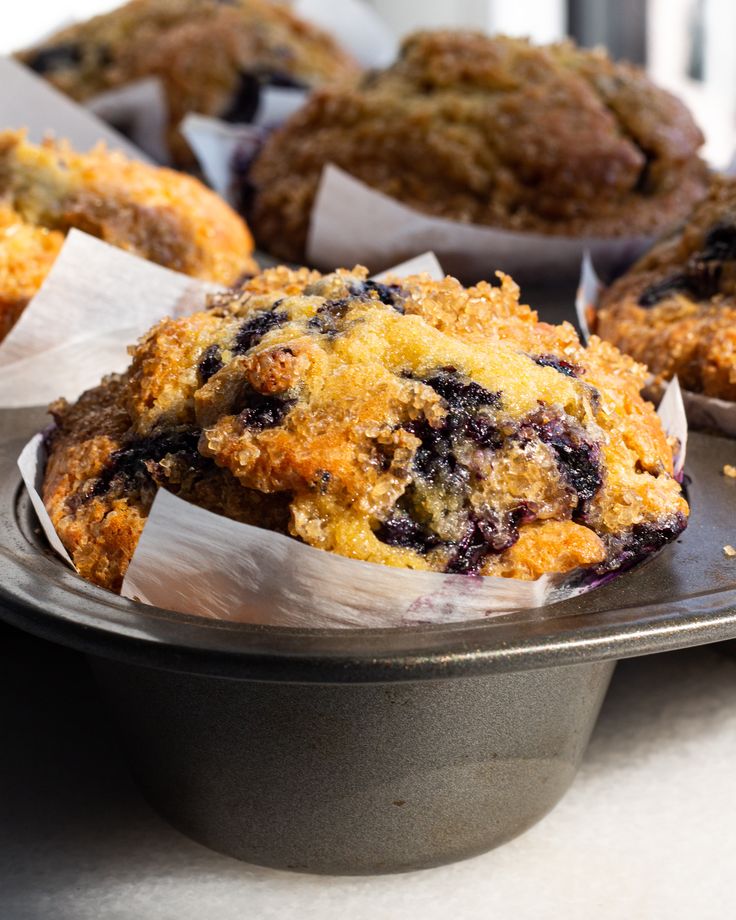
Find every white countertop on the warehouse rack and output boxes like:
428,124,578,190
2,630,736,920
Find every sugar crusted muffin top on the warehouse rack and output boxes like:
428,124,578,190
0,131,257,341
17,0,359,165
43,267,687,593
250,30,707,263
597,176,736,400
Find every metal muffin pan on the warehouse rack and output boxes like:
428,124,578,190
2,406,736,875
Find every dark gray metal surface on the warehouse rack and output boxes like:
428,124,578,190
91,656,614,874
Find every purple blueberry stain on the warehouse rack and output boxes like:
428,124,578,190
446,512,515,575
518,408,602,515
220,69,307,124
376,368,527,570
237,389,295,431
374,509,440,554
308,298,351,336
597,512,688,575
638,221,736,307
700,222,736,261
422,367,502,412
233,306,288,355
533,354,583,378
350,280,407,312
88,427,205,498
26,42,85,73
197,344,224,383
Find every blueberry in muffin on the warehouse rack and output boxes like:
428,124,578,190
42,266,687,593
16,0,359,165
248,30,708,263
597,176,736,401
0,131,257,341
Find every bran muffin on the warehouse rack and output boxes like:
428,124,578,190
597,176,736,401
17,0,359,165
43,266,687,593
249,30,708,263
0,131,257,341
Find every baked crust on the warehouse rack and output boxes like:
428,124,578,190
17,0,359,165
597,176,736,400
43,267,687,593
250,31,707,262
0,131,257,340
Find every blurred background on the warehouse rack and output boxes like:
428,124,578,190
2,0,735,165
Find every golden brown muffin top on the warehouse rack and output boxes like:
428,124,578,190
249,31,707,263
44,266,687,592
597,175,736,400
0,130,257,283
17,0,359,101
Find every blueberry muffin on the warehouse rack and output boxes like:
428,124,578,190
17,0,359,165
248,30,708,263
43,266,687,593
0,131,257,341
596,176,736,401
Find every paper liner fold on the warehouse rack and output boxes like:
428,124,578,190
0,57,150,161
182,115,266,202
86,78,170,164
307,166,654,285
17,434,72,565
119,488,581,628
0,231,219,408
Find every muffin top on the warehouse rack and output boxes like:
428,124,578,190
0,130,257,340
597,175,736,400
17,0,359,163
44,266,687,592
250,30,707,262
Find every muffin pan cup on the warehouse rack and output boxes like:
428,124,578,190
2,407,736,874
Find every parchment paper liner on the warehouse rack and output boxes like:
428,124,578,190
306,166,655,285
0,231,220,408
0,57,150,161
576,252,736,439
11,237,687,628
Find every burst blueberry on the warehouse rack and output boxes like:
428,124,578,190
233,307,288,354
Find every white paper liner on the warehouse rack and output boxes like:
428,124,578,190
86,78,170,164
0,230,218,408
372,251,444,282
0,57,150,161
119,488,579,627
576,254,736,439
181,94,313,203
181,115,265,202
306,165,655,284
17,434,72,566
